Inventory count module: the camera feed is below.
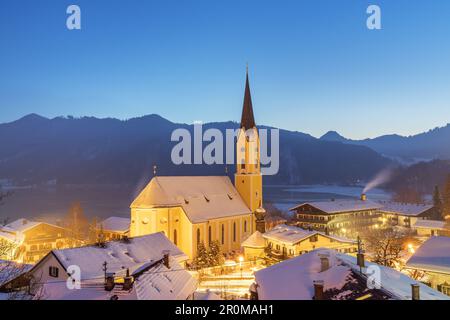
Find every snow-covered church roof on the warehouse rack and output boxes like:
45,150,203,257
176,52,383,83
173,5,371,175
253,248,449,300
131,176,252,223
406,236,450,274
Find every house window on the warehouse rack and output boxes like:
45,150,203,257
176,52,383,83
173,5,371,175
49,266,59,278
197,228,201,245
174,229,178,246
233,222,236,242
244,220,247,233
439,284,450,296
221,224,225,245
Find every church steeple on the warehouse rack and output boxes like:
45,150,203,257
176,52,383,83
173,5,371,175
235,67,263,228
240,68,256,129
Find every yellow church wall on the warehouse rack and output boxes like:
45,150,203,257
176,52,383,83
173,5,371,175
190,214,254,258
131,205,254,260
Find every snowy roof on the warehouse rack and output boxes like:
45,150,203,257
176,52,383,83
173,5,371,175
195,290,223,300
5,219,41,233
241,231,266,248
378,202,434,217
262,224,355,246
290,199,382,214
131,176,252,223
0,226,24,244
38,256,197,300
41,232,187,280
254,248,449,300
413,220,448,230
100,217,130,233
406,236,450,274
0,260,32,287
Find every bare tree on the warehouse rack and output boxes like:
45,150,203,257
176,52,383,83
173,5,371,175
362,229,407,268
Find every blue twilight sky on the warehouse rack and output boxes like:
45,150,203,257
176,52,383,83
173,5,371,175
1,0,450,139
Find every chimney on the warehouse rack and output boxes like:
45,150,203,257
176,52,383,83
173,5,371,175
411,284,420,300
122,268,133,291
104,273,115,291
313,280,324,300
162,250,170,269
319,254,330,272
361,194,367,201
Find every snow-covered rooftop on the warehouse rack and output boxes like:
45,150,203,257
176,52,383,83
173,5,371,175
0,226,24,244
39,256,197,300
254,249,449,300
413,220,448,230
241,231,265,248
131,176,252,223
44,232,187,280
378,202,434,217
5,219,41,233
406,236,450,274
100,216,130,233
290,199,382,214
0,260,32,288
262,224,355,246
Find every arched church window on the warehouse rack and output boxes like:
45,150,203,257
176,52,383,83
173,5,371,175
221,224,225,245
244,220,247,232
174,229,178,246
233,222,236,242
197,228,201,245
208,226,212,244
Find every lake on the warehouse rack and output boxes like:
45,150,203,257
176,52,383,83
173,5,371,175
0,184,391,223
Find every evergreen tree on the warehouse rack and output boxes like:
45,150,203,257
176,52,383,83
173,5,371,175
209,240,224,266
443,174,450,220
193,242,209,269
433,185,443,220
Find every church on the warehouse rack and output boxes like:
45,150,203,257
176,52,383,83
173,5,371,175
129,71,265,260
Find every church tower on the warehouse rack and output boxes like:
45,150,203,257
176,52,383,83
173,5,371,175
235,68,265,233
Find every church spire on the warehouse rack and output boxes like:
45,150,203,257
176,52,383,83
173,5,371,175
240,67,256,129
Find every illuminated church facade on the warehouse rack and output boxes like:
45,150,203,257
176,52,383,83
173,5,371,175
130,71,265,260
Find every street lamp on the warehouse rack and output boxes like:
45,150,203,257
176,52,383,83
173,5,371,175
239,255,244,279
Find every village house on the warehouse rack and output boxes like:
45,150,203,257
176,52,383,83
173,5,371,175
242,224,357,261
23,232,196,300
290,195,383,237
250,248,449,300
3,219,71,264
98,216,130,241
405,236,450,296
130,71,265,260
413,220,450,237
378,202,436,229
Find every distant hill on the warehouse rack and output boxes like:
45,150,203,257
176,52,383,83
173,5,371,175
320,124,450,163
0,114,392,187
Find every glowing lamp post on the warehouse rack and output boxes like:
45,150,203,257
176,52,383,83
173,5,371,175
239,255,244,279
